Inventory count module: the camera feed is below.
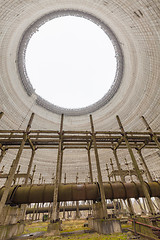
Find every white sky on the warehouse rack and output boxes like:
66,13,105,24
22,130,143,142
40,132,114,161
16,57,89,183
26,16,116,109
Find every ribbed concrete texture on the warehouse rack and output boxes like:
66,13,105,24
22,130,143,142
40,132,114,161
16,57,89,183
0,0,160,183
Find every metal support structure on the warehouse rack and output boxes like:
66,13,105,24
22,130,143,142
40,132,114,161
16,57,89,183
62,173,66,219
51,114,64,222
109,158,121,215
106,163,111,181
14,165,21,185
113,149,134,215
90,115,108,218
141,116,160,150
116,115,156,215
0,147,7,163
136,149,153,182
113,149,125,182
137,149,160,211
31,165,36,184
22,150,36,221
59,148,64,183
124,158,133,181
87,147,93,183
24,150,36,185
110,158,117,181
75,172,80,218
0,113,34,217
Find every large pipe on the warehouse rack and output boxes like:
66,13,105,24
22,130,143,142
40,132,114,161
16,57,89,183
0,181,160,205
26,203,118,214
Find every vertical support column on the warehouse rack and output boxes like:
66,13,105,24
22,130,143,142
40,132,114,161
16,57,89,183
110,158,117,181
24,150,36,185
141,116,160,149
136,149,152,182
87,146,93,183
109,158,120,216
0,113,34,217
113,149,125,182
31,165,36,184
50,114,64,223
137,149,160,211
124,158,133,181
22,149,36,221
75,172,80,219
59,148,64,184
125,157,146,214
106,163,111,181
0,166,4,173
63,173,66,220
35,174,41,221
116,115,156,215
0,147,7,163
90,115,108,219
113,149,134,215
14,165,21,185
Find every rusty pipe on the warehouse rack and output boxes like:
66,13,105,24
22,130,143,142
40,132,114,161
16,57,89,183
26,203,117,214
0,181,160,205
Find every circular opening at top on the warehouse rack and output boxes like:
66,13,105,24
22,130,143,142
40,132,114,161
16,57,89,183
25,16,116,109
18,10,123,115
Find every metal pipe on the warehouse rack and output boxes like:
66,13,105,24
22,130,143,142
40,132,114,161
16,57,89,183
26,203,117,214
1,181,160,205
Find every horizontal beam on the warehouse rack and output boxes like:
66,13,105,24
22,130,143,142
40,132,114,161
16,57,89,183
1,181,160,205
0,173,32,179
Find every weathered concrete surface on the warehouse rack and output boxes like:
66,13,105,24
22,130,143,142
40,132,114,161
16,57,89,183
88,202,122,234
0,206,25,240
0,222,25,240
46,220,61,236
88,218,122,235
0,205,23,225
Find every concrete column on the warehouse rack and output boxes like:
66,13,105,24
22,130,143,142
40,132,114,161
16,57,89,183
106,163,111,181
62,173,66,220
75,173,80,219
90,115,108,218
31,165,36,184
87,147,93,183
50,114,64,223
14,165,21,185
0,147,7,164
109,158,120,216
116,115,156,215
24,150,36,185
0,113,34,217
113,149,135,215
137,149,160,211
110,158,117,182
136,149,152,182
124,158,146,214
124,158,133,181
